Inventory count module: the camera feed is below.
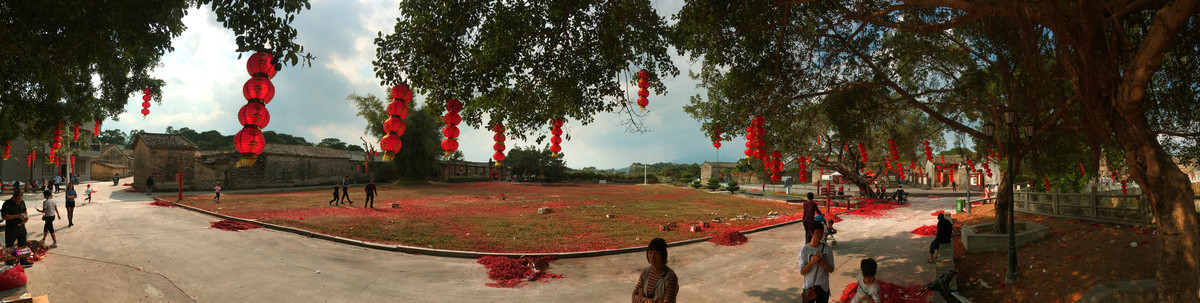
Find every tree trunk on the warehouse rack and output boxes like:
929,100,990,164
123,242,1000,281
993,148,1021,234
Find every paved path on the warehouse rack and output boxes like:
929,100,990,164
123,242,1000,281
3,179,955,302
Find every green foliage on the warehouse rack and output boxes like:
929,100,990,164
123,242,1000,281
691,180,702,189
706,177,721,190
97,129,128,146
316,138,364,151
373,0,679,137
506,145,567,181
726,180,740,193
0,1,311,144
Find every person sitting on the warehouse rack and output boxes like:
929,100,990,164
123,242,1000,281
928,213,953,263
633,238,678,303
851,258,881,303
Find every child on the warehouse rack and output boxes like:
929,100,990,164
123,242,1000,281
213,183,222,203
85,184,92,203
35,190,59,247
851,258,881,303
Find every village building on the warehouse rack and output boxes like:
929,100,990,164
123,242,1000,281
1,136,101,185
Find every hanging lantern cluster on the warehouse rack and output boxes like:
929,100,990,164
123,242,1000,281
936,165,942,183
235,51,280,167
1121,180,1128,194
857,143,867,163
769,151,782,182
712,125,722,149
1044,178,1051,192
26,151,35,167
93,121,101,136
983,161,992,177
2,141,9,160
1077,163,1086,177
745,116,765,160
888,139,899,160
797,157,809,183
71,123,80,141
441,99,462,156
140,88,152,116
70,154,76,169
897,162,906,180
940,154,945,167
923,141,933,162
492,123,507,165
381,84,412,162
52,123,63,151
636,70,651,110
550,119,564,157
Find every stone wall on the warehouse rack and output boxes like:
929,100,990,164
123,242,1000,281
131,145,197,191
194,153,365,190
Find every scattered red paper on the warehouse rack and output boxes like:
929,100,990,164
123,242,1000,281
25,245,48,263
477,256,563,288
911,225,938,236
147,201,173,207
837,281,931,303
927,195,941,198
709,230,749,246
846,203,901,219
209,219,263,231
122,183,133,186
930,210,944,217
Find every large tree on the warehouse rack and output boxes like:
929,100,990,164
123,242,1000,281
0,0,314,146
371,0,679,138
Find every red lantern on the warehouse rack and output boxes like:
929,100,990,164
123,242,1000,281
1077,163,1086,177
441,125,459,138
71,123,80,140
246,51,278,79
242,76,276,104
140,108,150,115
390,84,413,103
380,133,401,153
2,141,9,160
445,98,463,112
550,144,562,154
441,138,458,152
234,128,265,166
93,121,101,136
713,142,721,149
493,151,507,163
493,123,506,165
238,102,271,129
387,100,410,119
383,117,407,135
1044,178,1051,192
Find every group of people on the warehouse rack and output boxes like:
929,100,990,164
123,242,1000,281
2,179,85,268
328,176,378,208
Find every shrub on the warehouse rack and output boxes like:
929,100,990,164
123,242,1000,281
726,180,740,193
706,178,721,190
691,180,702,189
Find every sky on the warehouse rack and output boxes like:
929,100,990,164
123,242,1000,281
108,0,956,170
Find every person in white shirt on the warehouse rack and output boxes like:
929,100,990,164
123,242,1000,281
35,190,59,247
214,183,222,203
850,258,881,303
800,221,834,303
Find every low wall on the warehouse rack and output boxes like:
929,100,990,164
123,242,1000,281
1075,279,1155,303
961,222,1050,254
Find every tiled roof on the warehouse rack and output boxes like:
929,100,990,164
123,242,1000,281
94,162,129,169
134,133,198,149
703,161,738,168
263,144,349,159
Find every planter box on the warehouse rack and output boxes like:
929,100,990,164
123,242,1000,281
961,222,1050,254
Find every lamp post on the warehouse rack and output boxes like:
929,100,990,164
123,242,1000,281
986,111,1035,284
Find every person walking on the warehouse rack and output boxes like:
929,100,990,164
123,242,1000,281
85,184,92,204
802,192,822,243
53,175,62,193
2,190,34,267
363,181,377,208
339,176,353,205
800,221,834,303
35,190,59,247
146,176,155,195
632,238,678,303
64,183,77,227
328,183,341,206
213,183,222,203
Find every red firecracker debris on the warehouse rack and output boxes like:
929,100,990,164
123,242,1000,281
837,281,931,303
209,219,263,231
911,225,938,236
709,230,749,246
930,210,945,217
147,201,173,207
477,256,563,288
927,195,941,198
846,203,901,219
25,245,49,263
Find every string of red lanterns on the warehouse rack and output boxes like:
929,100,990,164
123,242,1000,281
923,140,933,162
712,125,721,149
857,142,867,163
797,156,808,182
1077,163,1086,177
234,51,278,167
492,123,507,165
550,118,564,157
141,88,152,117
770,151,782,182
751,116,764,160
52,123,63,151
93,121,101,136
381,84,411,161
743,125,755,158
71,123,80,141
1044,178,1051,192
441,99,462,156
2,141,9,160
636,70,651,110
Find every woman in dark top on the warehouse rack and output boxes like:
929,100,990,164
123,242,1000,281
64,183,77,227
928,213,954,263
633,238,678,303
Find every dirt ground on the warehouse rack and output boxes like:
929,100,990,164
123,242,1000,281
952,204,1157,302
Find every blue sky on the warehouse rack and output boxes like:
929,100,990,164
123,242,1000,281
108,0,957,170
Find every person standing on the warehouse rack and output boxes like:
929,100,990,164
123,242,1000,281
113,172,120,186
340,176,353,205
632,238,678,303
800,221,834,303
363,181,377,208
213,183,222,203
2,190,34,267
802,192,821,243
53,175,62,193
329,183,341,206
35,190,59,247
64,183,77,227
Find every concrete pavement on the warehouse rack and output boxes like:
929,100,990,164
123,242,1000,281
4,178,956,302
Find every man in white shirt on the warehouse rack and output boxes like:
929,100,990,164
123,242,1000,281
799,221,834,303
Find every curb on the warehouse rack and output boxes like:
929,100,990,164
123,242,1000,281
152,197,812,259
